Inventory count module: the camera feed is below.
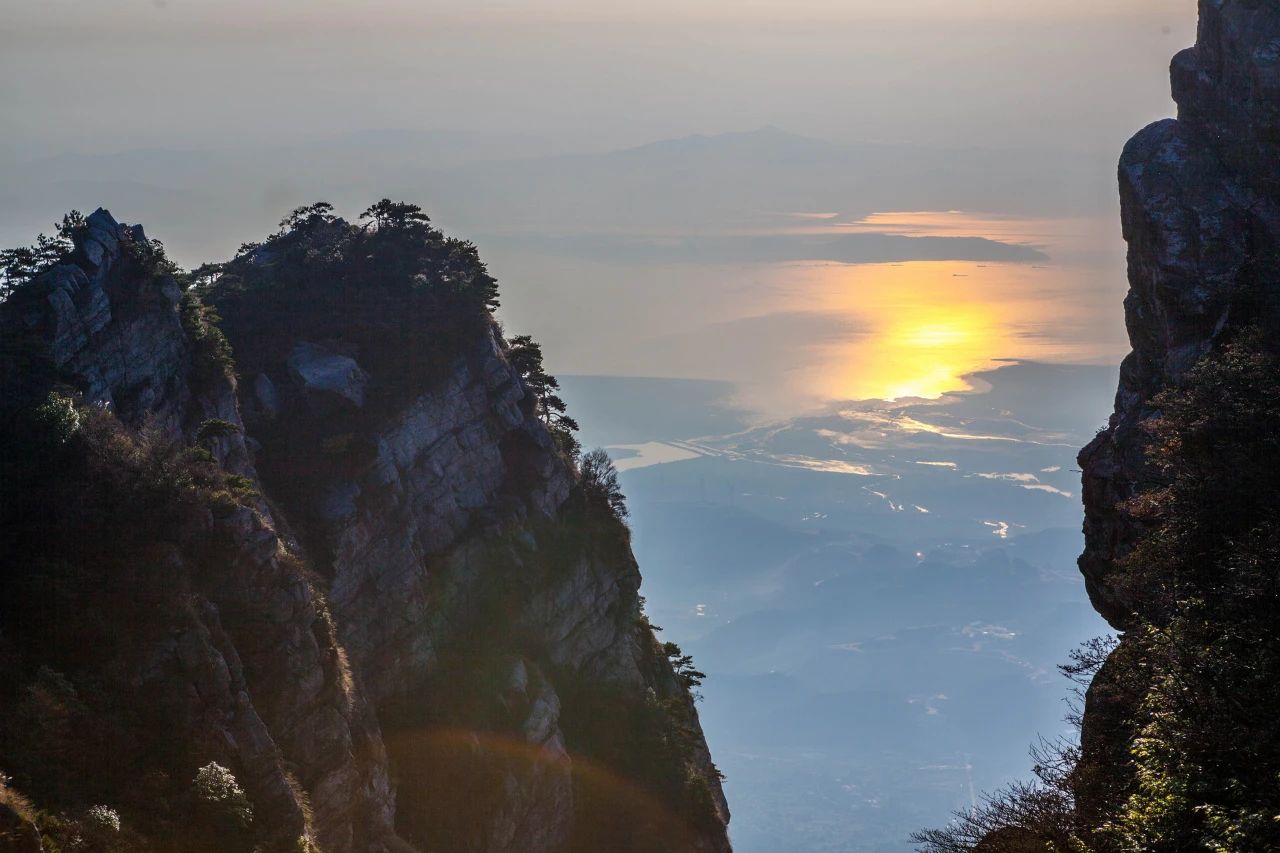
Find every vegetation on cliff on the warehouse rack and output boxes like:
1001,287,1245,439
0,203,727,852
1099,332,1280,852
0,401,290,850
0,212,84,302
201,201,499,409
915,331,1280,852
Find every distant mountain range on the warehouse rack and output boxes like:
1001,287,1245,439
1,126,1111,266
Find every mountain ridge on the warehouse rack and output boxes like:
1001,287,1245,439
0,204,731,852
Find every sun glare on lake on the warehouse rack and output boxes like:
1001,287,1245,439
749,212,1128,409
495,211,1128,417
790,258,1102,404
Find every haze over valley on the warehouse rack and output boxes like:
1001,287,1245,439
0,1,1206,850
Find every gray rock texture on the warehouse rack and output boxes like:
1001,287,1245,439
1078,0,1280,628
289,342,369,410
0,208,730,852
245,316,730,853
0,211,401,850
1074,0,1280,824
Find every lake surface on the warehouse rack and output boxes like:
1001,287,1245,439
509,210,1127,852
494,211,1129,420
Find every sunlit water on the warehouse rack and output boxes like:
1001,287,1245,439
495,211,1128,853
776,257,1111,403
494,211,1129,418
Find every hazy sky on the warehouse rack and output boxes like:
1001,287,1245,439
2,0,1195,157
1,0,1199,413
0,11,1200,846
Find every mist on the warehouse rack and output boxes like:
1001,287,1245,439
0,3,1206,851
4,1,1192,158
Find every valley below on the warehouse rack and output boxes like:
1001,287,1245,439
563,363,1116,852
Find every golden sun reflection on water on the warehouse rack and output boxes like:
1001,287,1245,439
774,257,1111,405
495,210,1129,417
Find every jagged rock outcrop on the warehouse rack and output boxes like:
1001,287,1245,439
0,207,730,853
208,214,730,853
0,211,399,851
1075,0,1280,825
1078,0,1280,628
289,342,370,411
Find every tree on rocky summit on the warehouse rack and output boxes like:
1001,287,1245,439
579,448,628,521
0,219,76,301
279,201,337,235
360,199,430,232
507,335,580,453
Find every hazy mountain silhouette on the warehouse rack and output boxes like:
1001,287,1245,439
497,232,1048,264
2,126,1108,266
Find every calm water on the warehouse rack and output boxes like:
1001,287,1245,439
495,211,1129,418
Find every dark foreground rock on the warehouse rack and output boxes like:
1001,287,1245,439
0,208,730,853
1075,0,1280,827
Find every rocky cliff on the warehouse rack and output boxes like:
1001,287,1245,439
1079,0,1280,628
0,207,730,852
912,6,1280,850
1075,0,1280,834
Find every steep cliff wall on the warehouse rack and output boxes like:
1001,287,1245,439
1075,0,1280,831
912,8,1280,850
1079,0,1280,627
0,208,730,852
0,211,400,851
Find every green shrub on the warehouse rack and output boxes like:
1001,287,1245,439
0,772,35,825
84,804,122,834
192,763,252,827
1097,331,1280,852
203,200,503,420
507,334,580,455
194,419,241,446
209,490,241,517
123,234,181,280
191,762,254,851
0,216,76,303
682,771,723,831
579,449,628,521
31,392,81,448
180,292,236,386
663,641,706,695
914,331,1280,852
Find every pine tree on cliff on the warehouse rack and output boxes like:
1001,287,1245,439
507,334,581,456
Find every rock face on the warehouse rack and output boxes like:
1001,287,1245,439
1078,0,1280,628
288,342,370,411
227,290,730,853
6,212,188,436
1075,0,1280,820
0,211,399,851
0,209,730,853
